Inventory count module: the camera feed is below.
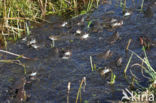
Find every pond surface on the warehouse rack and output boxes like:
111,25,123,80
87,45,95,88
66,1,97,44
0,0,156,103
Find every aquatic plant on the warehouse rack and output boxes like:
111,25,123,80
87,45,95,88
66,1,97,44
123,0,126,13
75,77,86,103
124,53,133,75
120,0,127,13
90,56,96,71
125,47,156,80
130,47,156,81
108,72,116,85
79,0,99,15
140,0,144,12
87,20,92,29
124,46,156,101
120,0,145,13
125,38,132,52
51,38,55,47
96,0,100,7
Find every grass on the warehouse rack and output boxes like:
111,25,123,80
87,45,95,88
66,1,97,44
90,56,96,71
140,0,145,12
128,47,156,81
124,53,133,75
108,71,116,85
87,20,92,29
0,0,40,46
120,0,126,13
0,0,99,47
123,0,126,13
75,77,86,103
124,47,156,102
120,0,145,13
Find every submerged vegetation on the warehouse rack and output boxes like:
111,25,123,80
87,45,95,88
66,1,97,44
0,0,99,47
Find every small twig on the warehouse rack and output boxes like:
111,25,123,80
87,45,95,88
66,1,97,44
0,49,31,60
67,82,71,103
125,38,132,52
3,17,30,20
90,56,94,71
4,25,24,31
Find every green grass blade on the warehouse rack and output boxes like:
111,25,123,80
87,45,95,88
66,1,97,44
124,53,133,75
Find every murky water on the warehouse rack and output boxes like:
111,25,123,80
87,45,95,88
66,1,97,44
0,0,156,103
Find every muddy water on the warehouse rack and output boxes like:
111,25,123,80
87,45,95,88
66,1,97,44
0,0,156,103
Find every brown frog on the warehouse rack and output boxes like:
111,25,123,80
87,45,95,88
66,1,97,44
97,67,112,79
11,77,27,102
13,77,26,90
15,88,27,102
90,21,103,33
144,6,153,18
107,31,120,44
96,49,113,60
139,36,156,49
116,57,123,67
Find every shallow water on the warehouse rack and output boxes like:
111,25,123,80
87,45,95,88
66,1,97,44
0,0,156,103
